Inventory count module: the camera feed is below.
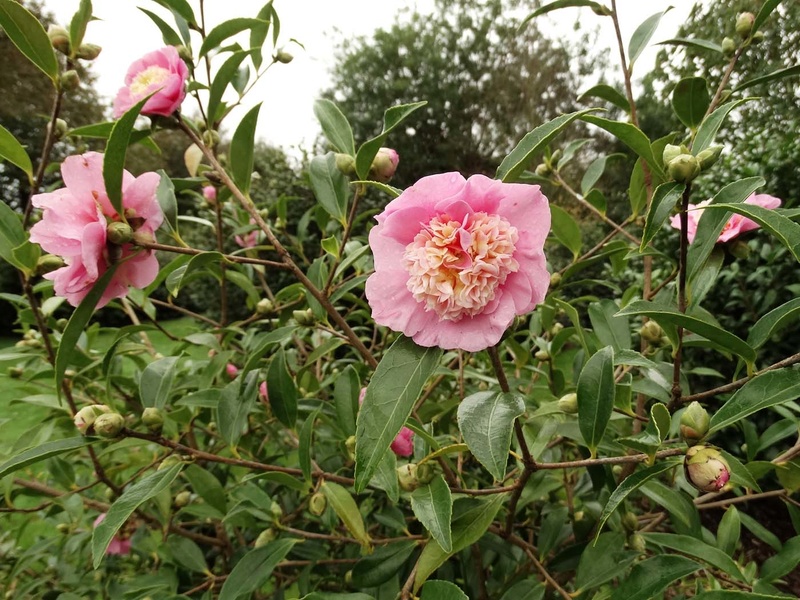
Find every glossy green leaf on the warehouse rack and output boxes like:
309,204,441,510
218,373,258,446
739,511,781,551
167,536,207,573
349,180,401,198
575,532,638,592
642,533,745,580
0,201,28,270
581,152,624,194
549,204,582,258
155,171,178,235
577,346,615,456
351,541,416,588
642,182,685,249
588,299,631,351
411,475,453,552
577,84,630,112
628,7,672,68
0,123,33,183
776,460,800,493
752,0,781,34
717,506,740,557
617,301,756,368
500,581,545,600
693,98,756,153
618,403,671,463
334,365,360,437
230,103,261,195
457,391,525,480
355,336,441,492
718,449,761,491
689,247,724,308
207,50,250,124
414,494,507,590
138,8,182,46
239,326,296,385
310,152,349,225
185,464,227,514
671,77,710,129
581,115,664,178
298,409,319,482
702,202,800,262
165,252,223,297
68,0,92,51
497,108,600,182
553,297,590,355
139,356,180,409
321,481,370,548
420,581,467,600
266,348,298,428
371,450,399,503
218,539,297,600
736,64,800,93
628,158,647,216
657,37,722,53
0,437,98,480
520,0,606,30
93,464,183,567
692,593,787,600
610,555,700,600
249,1,274,70
0,0,58,82
709,367,800,433
748,297,800,350
198,17,266,57
557,138,592,169
314,99,356,156
355,101,426,179
595,460,679,541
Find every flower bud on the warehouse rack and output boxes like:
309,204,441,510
36,254,66,275
259,381,269,404
74,404,112,434
416,463,435,485
721,37,736,56
534,163,552,177
254,528,276,547
628,533,647,553
256,298,274,314
174,491,191,508
735,12,755,39
293,308,315,326
369,148,399,183
345,435,356,460
142,407,165,433
728,239,750,260
275,50,294,64
175,44,192,63
534,349,550,361
60,70,80,91
226,363,239,379
679,401,710,446
47,118,68,141
751,31,764,44
557,393,579,414
622,512,639,532
667,154,700,184
94,412,125,438
202,129,220,148
697,146,723,171
7,367,23,379
270,501,283,521
47,25,70,54
550,322,564,336
397,463,422,492
684,445,731,492
56,523,71,534
158,455,183,470
202,185,217,204
549,272,562,288
639,320,663,344
662,144,683,168
75,43,102,61
106,222,134,245
308,492,327,516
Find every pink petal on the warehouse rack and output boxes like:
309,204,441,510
391,427,415,457
121,172,163,231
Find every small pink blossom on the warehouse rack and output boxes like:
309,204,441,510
371,148,400,183
259,381,269,403
235,218,260,249
113,46,189,118
93,513,132,556
202,186,217,202
359,387,414,457
226,363,239,379
366,173,550,352
669,193,782,244
29,152,163,308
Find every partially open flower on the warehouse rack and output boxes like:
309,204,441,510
670,193,782,244
684,445,731,492
369,148,400,183
113,46,189,118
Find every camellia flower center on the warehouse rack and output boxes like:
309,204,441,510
403,212,519,321
130,65,171,97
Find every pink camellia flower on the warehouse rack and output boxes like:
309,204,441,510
259,381,269,403
202,185,217,203
669,193,782,244
93,513,132,556
226,363,239,379
365,173,550,352
235,218,260,249
371,148,400,183
359,387,414,457
29,152,163,308
113,46,189,118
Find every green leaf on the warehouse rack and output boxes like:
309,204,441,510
577,84,630,112
218,539,297,600
595,461,679,540
334,365,360,437
693,98,756,153
184,464,227,514
0,437,98,480
420,581,468,600
520,0,606,30
671,77,710,129
610,555,700,600
0,123,33,183
617,301,756,368
497,109,601,182
351,541,416,589
457,391,525,480
138,8,182,46
199,17,266,58
68,0,92,51
577,346,615,456
139,356,180,409
641,480,700,535
298,409,319,482
249,1,274,70
414,494,507,590
355,336,441,492
581,152,625,194
550,204,582,258
92,464,183,567
739,511,781,551
154,171,179,236
717,506,740,557
230,103,261,195
642,533,745,581
0,0,58,82
411,475,453,552
689,247,724,308
371,450,399,503
752,0,782,35
718,449,761,492
628,7,672,68
349,180,401,198
165,251,223,297
657,37,723,53
748,298,800,350
692,593,787,600
207,50,250,124
588,299,631,351
267,348,298,428
355,101,426,179
709,367,800,433
0,201,27,270
581,115,664,178
314,99,356,156
151,0,196,25
55,265,119,395
642,182,685,249
320,481,370,548
218,373,258,446
167,536,207,573
575,532,638,592
310,152,349,225
618,403,671,463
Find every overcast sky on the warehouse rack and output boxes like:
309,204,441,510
41,0,698,154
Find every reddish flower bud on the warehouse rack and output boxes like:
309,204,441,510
684,445,731,492
369,148,399,183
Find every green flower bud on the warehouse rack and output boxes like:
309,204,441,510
158,455,183,470
275,50,294,64
176,45,192,63
662,144,683,168
628,533,647,553
345,435,356,461
416,463,435,485
622,512,639,532
142,407,165,433
534,349,550,361
308,492,327,516
56,523,71,534
639,320,663,344
36,254,66,275
397,463,422,492
534,163,552,177
47,25,70,54
667,154,701,184
697,146,723,171
74,404,112,434
735,12,755,39
557,393,578,414
106,221,134,245
293,308,315,326
728,239,750,260
55,318,69,331
60,70,80,92
549,272,562,289
94,412,125,438
270,501,283,521
751,30,765,44
75,43,102,61
255,528,276,548
550,322,564,336
335,153,356,176
684,445,731,492
174,491,191,508
549,149,562,165
202,129,220,148
680,401,710,446
47,118,68,141
256,298,274,315
721,37,736,56
7,367,23,379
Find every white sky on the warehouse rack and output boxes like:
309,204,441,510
42,0,699,154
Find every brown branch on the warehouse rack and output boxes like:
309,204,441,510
134,239,289,270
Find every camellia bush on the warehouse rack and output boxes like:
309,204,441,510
1,0,800,598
